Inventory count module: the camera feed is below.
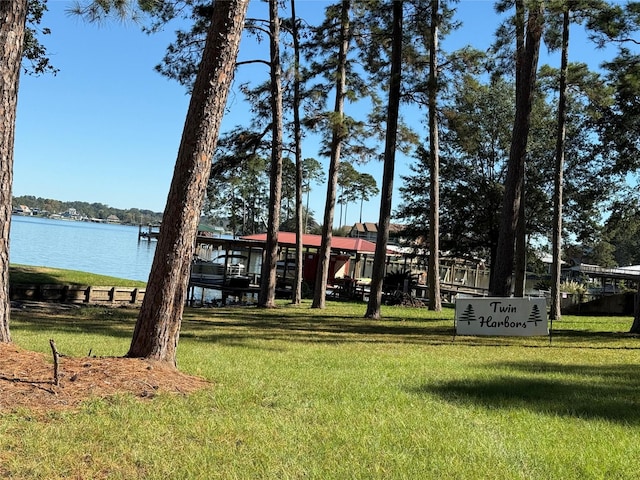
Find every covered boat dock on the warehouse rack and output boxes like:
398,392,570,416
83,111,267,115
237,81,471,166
189,232,388,305
189,231,490,305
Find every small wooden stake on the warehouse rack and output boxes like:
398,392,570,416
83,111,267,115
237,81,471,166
49,339,60,386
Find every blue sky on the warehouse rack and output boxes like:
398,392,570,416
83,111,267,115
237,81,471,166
14,0,621,226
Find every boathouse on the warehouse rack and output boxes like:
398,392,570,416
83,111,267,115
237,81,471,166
189,232,396,303
191,231,494,302
191,232,380,281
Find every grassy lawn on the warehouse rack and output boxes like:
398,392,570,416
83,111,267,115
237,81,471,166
9,264,147,287
3,300,640,479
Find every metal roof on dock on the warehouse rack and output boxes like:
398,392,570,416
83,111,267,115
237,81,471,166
240,232,379,254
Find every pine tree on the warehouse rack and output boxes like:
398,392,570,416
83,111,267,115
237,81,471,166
258,0,285,308
128,0,250,365
550,5,570,320
490,0,544,297
365,0,403,319
311,0,352,309
0,0,28,343
290,0,305,305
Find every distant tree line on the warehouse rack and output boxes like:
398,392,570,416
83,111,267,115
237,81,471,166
12,195,164,225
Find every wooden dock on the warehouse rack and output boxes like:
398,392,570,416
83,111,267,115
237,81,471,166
138,224,161,240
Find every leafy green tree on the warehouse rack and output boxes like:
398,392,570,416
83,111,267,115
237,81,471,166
399,67,567,281
399,75,513,272
536,63,615,259
565,5,640,276
543,0,640,317
602,197,640,267
488,0,639,298
597,49,640,176
606,198,640,335
24,0,57,76
563,233,616,268
600,46,640,334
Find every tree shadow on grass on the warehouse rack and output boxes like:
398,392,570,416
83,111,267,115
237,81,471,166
181,312,636,350
552,327,636,340
413,361,640,424
11,303,455,349
179,305,458,346
11,303,639,352
9,266,64,285
11,307,136,342
180,306,640,349
180,316,456,346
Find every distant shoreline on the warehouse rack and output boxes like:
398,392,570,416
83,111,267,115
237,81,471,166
12,213,139,227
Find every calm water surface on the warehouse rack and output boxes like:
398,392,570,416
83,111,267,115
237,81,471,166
10,216,156,282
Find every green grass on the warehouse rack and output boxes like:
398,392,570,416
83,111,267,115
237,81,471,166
9,264,146,287
4,300,640,479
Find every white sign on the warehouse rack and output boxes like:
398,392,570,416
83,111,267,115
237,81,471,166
455,297,548,336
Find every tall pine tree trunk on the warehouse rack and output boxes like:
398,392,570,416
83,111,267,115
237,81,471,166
511,0,527,299
312,0,350,309
551,8,570,320
291,0,304,305
258,0,284,308
489,1,543,297
514,186,526,296
365,0,403,319
127,0,249,365
427,0,441,311
0,0,28,343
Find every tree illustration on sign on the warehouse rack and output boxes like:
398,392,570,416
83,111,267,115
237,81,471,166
527,304,543,326
459,304,477,325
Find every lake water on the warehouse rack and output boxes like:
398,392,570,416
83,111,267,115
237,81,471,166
9,216,157,282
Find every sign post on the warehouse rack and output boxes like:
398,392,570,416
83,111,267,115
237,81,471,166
455,297,548,337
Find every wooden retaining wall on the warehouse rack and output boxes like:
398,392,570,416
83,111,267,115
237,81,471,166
9,284,145,306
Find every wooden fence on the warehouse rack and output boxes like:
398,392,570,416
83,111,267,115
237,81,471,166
10,284,145,306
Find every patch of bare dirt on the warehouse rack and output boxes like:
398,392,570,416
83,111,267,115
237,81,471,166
0,343,211,413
